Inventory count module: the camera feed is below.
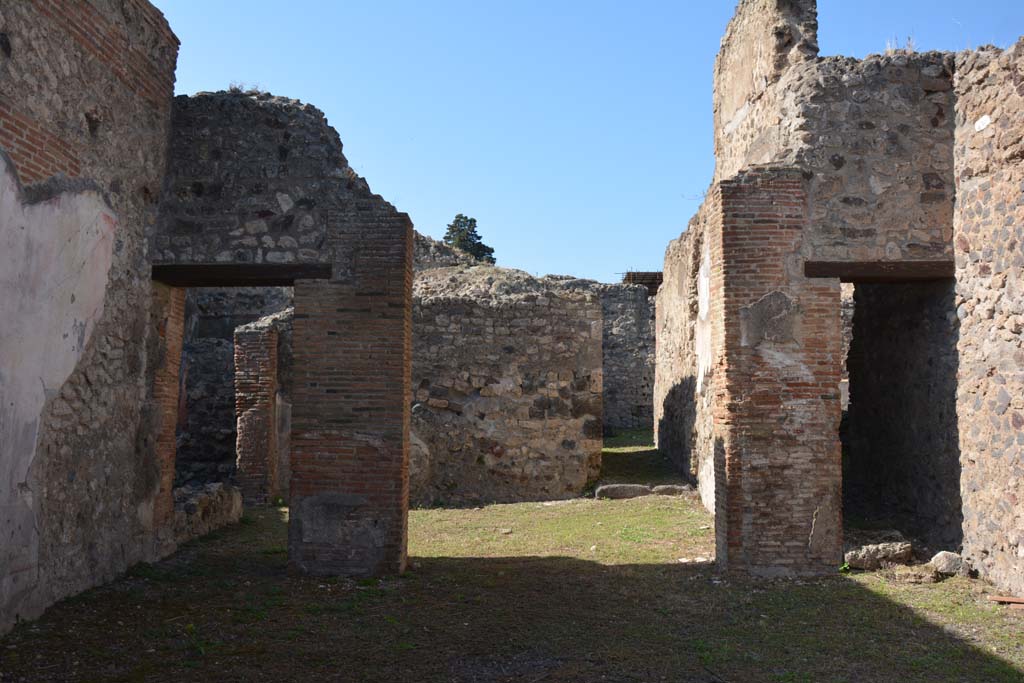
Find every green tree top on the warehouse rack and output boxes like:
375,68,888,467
443,214,495,264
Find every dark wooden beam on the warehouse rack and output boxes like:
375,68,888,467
151,263,332,287
804,260,954,283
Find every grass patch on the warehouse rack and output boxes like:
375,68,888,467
1,448,1022,681
599,428,688,487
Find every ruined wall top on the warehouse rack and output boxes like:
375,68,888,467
414,264,602,305
713,0,818,176
153,91,411,281
413,231,480,271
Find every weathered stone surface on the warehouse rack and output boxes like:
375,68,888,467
233,308,293,505
928,550,963,576
953,39,1024,599
715,1,955,265
156,91,413,578
176,287,292,487
0,157,119,628
844,542,914,570
843,281,962,548
652,485,692,496
413,232,480,271
655,0,978,580
412,264,603,506
0,0,178,634
595,484,652,500
599,284,655,432
172,483,243,545
655,200,719,513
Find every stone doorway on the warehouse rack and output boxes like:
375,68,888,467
841,279,963,549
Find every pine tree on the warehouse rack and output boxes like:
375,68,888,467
442,214,496,264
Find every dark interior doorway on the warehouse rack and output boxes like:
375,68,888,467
841,279,963,549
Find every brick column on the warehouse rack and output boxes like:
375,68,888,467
288,215,412,577
234,326,280,506
151,283,185,528
716,168,843,576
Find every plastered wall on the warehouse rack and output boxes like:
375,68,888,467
0,0,178,632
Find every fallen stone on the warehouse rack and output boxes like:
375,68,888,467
928,550,963,576
651,484,692,496
884,564,940,584
595,484,652,500
844,542,913,570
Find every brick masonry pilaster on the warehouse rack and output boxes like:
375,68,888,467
716,168,843,576
151,283,186,528
234,326,280,506
288,214,412,577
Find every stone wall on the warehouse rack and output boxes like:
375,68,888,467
154,91,414,578
713,0,818,180
413,231,479,271
599,285,655,432
797,53,956,264
0,0,178,633
656,0,977,578
655,199,722,512
844,281,962,547
176,287,291,486
411,266,603,506
233,309,293,505
954,40,1024,596
713,1,956,267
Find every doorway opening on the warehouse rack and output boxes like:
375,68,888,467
841,279,962,550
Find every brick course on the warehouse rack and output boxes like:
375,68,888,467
234,324,280,505
0,0,178,633
150,284,186,528
717,169,843,575
153,92,413,577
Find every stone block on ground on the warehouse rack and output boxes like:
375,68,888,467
173,483,244,545
595,484,652,500
844,542,914,570
928,551,964,576
652,484,692,496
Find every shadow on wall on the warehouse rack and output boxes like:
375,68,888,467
656,376,699,482
843,279,963,549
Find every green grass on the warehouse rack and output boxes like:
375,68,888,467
1,435,1022,682
598,428,688,487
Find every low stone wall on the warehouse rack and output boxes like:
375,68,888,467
599,285,655,432
954,41,1024,596
411,266,603,506
172,484,243,546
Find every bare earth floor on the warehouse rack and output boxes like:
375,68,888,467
1,435,1022,682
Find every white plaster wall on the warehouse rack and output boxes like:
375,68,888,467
0,156,115,616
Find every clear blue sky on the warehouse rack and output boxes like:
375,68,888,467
155,1,1023,283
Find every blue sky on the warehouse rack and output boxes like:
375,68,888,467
155,0,1024,283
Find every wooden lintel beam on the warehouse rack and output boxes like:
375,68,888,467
804,260,954,283
151,263,332,287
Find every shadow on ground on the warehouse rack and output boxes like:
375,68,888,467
1,511,1021,683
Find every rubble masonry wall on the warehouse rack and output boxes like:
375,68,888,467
0,0,178,633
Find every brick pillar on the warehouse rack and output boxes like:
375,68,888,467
288,215,412,577
716,168,843,576
151,283,185,527
234,326,280,506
